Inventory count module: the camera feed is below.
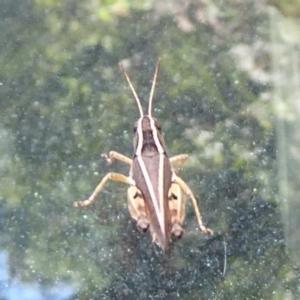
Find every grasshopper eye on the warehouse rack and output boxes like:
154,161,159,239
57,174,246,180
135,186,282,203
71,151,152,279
133,121,138,133
154,119,161,131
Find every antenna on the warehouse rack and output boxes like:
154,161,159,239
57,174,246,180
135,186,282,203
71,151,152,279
120,62,144,117
148,58,161,117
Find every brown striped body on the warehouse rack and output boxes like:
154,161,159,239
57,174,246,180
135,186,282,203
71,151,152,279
132,152,172,251
131,116,172,251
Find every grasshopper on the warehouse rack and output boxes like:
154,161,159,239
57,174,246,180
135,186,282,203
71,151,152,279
74,59,213,252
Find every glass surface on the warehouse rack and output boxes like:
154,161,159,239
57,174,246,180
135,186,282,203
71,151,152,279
1,1,300,299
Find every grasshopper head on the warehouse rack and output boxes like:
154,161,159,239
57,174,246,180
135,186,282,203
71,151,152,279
133,116,165,155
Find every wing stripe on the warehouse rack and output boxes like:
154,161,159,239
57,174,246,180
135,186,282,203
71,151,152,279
136,156,165,234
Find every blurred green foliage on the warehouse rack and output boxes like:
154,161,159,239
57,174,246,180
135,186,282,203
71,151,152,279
0,0,299,299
